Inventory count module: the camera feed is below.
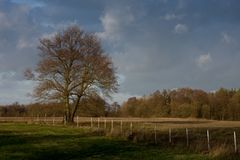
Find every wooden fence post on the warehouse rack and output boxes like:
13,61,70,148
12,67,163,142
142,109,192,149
207,130,210,151
37,114,39,124
64,115,66,125
77,116,79,127
97,118,100,129
234,131,237,153
120,120,123,134
130,122,133,135
52,115,55,126
31,114,34,124
104,119,107,129
91,117,93,128
111,120,114,133
142,123,145,138
44,114,47,124
186,128,189,147
154,124,157,144
169,128,172,143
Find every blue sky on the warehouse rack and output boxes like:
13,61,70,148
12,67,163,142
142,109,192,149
0,0,240,104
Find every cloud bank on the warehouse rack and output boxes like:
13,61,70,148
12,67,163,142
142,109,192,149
0,0,240,104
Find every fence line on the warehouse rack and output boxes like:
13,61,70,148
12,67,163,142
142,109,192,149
0,116,238,153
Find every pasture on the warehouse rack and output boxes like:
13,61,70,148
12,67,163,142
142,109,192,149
0,118,239,159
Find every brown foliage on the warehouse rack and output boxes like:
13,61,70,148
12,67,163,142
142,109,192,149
26,25,118,123
120,88,240,120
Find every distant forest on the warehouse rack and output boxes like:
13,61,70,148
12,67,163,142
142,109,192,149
120,88,240,120
1,88,240,121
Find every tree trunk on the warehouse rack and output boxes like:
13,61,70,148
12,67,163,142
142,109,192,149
64,96,72,124
70,95,81,123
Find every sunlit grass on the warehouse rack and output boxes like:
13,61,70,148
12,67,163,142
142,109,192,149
0,123,238,160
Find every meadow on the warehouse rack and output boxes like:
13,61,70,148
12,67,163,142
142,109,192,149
0,118,239,159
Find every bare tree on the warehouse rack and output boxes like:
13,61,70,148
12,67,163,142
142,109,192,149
25,26,118,123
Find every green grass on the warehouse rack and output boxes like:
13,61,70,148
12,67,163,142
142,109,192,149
0,123,237,160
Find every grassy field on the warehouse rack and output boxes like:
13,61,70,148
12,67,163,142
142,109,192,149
0,120,239,160
2,117,240,129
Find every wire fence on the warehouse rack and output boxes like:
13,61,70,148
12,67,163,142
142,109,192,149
0,116,239,154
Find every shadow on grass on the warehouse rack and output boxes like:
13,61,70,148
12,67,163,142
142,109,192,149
0,123,231,160
0,133,148,160
0,132,214,160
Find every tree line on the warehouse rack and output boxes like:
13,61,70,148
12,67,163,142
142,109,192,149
120,88,240,120
1,88,240,121
0,94,114,117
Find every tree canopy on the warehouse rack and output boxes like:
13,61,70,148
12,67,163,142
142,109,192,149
120,88,240,120
26,26,118,123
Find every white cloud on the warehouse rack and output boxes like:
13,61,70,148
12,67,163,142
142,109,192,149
117,74,126,85
40,20,79,31
17,38,35,49
40,31,57,39
97,13,120,41
196,53,212,69
97,9,134,42
0,71,16,80
174,24,188,34
222,32,233,44
0,4,31,30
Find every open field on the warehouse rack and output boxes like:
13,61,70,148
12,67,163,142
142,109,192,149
0,118,239,159
0,123,214,160
1,117,240,129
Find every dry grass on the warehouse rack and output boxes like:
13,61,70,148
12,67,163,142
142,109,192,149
0,117,239,158
1,116,240,129
210,144,232,157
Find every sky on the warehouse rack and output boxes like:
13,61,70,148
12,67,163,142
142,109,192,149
0,0,240,104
